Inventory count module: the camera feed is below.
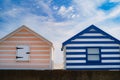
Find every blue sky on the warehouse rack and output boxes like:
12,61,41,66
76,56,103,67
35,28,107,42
0,0,120,67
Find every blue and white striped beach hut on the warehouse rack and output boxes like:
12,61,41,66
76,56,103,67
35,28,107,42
61,25,120,70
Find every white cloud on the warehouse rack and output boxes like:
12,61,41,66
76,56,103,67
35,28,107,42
2,7,24,18
110,0,120,2
35,0,53,19
58,6,77,19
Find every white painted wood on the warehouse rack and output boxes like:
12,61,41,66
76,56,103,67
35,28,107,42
81,33,104,36
72,39,113,41
101,49,120,52
66,55,86,57
66,49,86,52
66,44,119,47
66,60,86,63
0,54,15,56
0,50,15,52
102,54,120,57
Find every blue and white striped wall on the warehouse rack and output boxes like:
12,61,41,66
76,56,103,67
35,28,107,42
62,25,120,70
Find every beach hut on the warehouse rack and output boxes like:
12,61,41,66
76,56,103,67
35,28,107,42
0,25,53,70
62,25,120,70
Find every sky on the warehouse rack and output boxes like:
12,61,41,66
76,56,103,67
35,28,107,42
0,0,120,66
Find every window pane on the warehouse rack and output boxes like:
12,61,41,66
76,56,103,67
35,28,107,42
88,55,99,60
88,48,99,54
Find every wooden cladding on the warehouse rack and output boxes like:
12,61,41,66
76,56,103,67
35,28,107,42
0,26,52,69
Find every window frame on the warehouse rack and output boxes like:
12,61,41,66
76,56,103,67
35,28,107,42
86,47,101,63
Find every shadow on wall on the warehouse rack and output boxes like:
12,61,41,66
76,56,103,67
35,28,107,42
0,70,120,80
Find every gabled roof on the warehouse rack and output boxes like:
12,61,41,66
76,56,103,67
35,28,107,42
0,25,53,46
61,25,120,50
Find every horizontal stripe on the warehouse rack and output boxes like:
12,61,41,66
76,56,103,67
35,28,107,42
102,57,120,60
101,52,120,54
76,36,109,38
0,43,48,45
0,65,49,69
66,68,120,70
3,41,44,43
0,48,50,51
66,65,120,68
30,56,50,59
0,59,49,60
66,58,86,60
31,50,50,52
0,56,15,58
66,47,120,49
102,54,120,57
0,63,49,65
13,34,34,36
0,50,15,52
81,33,104,36
72,39,113,41
11,36,36,38
6,38,42,41
66,49,86,52
16,32,30,34
0,46,50,47
0,52,49,54
102,60,120,63
66,52,86,55
0,60,50,63
30,47,50,50
0,50,50,52
0,68,51,70
66,44,119,47
0,54,15,56
68,41,116,44
66,63,120,65
101,49,120,52
30,54,50,56
66,55,86,57
66,60,86,63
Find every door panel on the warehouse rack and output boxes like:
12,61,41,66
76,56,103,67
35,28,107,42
16,45,30,61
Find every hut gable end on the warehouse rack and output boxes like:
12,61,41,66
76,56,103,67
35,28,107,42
0,25,52,46
62,25,120,70
62,25,120,50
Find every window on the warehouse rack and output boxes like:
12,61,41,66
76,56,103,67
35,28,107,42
87,48,100,61
16,45,30,61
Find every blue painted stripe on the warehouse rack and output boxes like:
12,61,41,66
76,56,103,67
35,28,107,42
101,52,120,54
66,58,86,60
85,31,101,33
66,47,86,49
66,68,120,70
66,47,119,49
69,41,116,44
66,52,86,55
102,58,120,60
66,63,120,65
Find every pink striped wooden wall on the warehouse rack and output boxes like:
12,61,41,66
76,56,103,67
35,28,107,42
0,26,53,70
